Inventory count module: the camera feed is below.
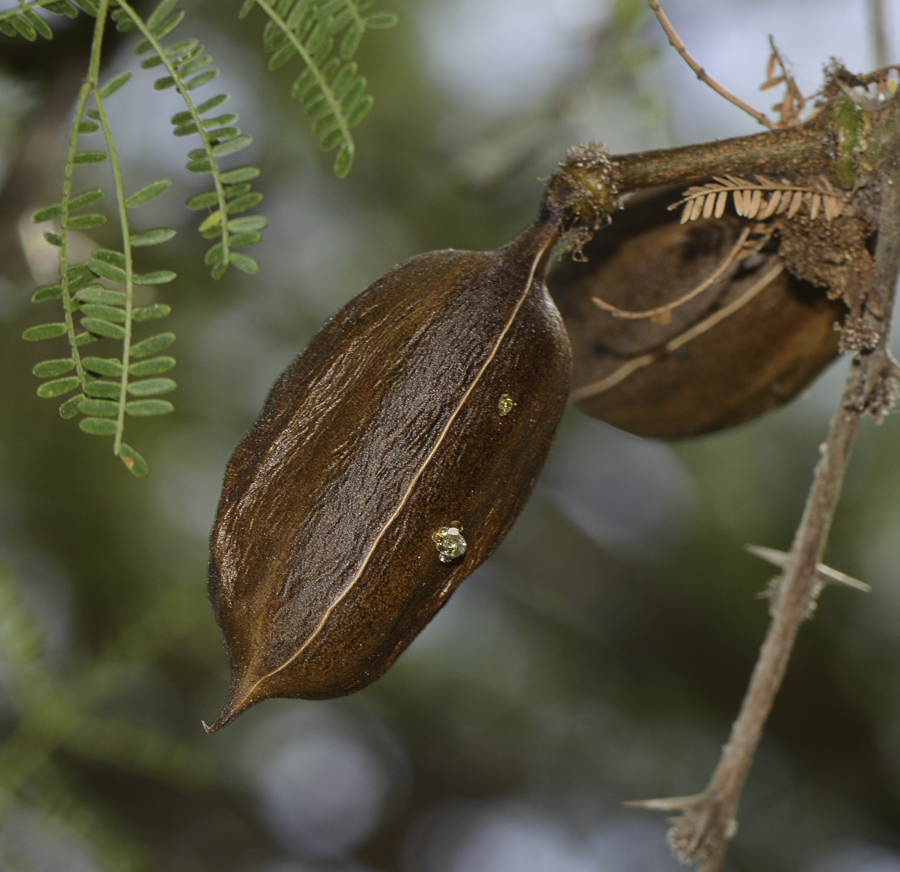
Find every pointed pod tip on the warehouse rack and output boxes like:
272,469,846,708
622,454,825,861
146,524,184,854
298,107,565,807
202,704,242,733
202,702,243,734
202,679,263,733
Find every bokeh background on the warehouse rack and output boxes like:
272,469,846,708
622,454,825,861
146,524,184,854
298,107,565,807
1,1,900,870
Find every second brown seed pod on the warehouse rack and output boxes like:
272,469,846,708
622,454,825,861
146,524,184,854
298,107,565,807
549,187,847,439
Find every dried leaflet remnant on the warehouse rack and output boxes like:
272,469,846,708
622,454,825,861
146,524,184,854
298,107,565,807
549,187,846,438
206,217,571,730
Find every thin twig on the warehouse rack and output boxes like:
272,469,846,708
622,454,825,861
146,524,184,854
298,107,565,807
763,36,806,127
648,0,775,129
870,0,890,69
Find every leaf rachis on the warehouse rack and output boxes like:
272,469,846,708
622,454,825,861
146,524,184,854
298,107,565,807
91,88,136,462
114,0,234,273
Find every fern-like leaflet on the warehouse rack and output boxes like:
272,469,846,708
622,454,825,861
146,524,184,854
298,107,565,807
671,175,849,223
242,0,398,178
110,0,266,279
11,0,392,474
0,0,96,38
25,2,178,477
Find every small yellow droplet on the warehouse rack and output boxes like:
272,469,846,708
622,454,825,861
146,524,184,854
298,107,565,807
432,522,467,563
497,394,515,417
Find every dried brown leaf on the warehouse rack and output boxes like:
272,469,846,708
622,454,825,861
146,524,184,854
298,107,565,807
715,190,728,218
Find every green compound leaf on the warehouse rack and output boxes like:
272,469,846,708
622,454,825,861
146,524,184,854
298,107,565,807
230,253,259,274
126,179,172,208
80,304,127,322
210,260,228,280
128,16,264,279
37,377,81,398
81,318,127,340
112,7,138,30
119,443,149,477
211,134,252,157
134,270,177,286
187,191,219,210
23,323,67,341
32,284,64,302
79,397,121,416
83,380,123,399
172,121,198,136
33,203,62,223
33,359,75,378
94,249,126,267
194,93,228,115
186,159,213,174
364,11,398,27
99,70,133,98
129,356,175,376
220,166,261,185
80,417,119,435
246,0,395,178
230,231,262,249
75,287,127,306
131,333,176,358
73,151,108,164
204,242,224,265
179,55,212,77
333,144,354,178
228,215,268,232
152,11,185,41
130,228,177,247
65,213,107,230
126,399,174,416
83,357,124,377
147,0,179,30
185,69,218,90
224,182,252,199
226,192,264,215
87,260,127,284
345,93,373,127
8,15,37,40
24,8,54,39
133,304,172,321
59,394,84,419
70,189,105,209
128,378,177,397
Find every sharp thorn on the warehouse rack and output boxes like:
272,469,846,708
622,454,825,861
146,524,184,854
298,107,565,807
745,544,870,592
622,793,706,812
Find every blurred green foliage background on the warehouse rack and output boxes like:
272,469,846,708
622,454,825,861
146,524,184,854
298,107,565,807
1,1,900,870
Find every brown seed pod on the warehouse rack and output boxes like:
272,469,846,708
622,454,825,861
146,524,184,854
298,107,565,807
206,217,571,731
549,188,847,439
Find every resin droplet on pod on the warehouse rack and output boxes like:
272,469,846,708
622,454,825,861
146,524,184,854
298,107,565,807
432,523,467,563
